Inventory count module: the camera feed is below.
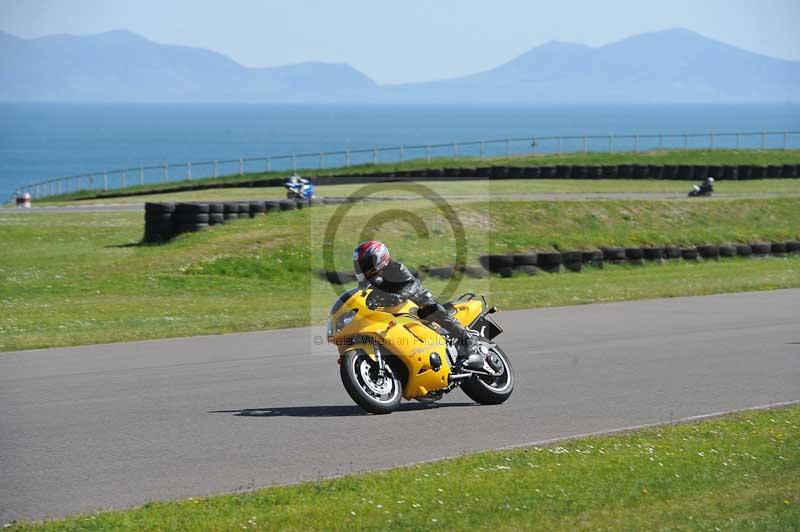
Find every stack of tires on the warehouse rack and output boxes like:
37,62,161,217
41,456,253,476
144,202,175,243
173,203,210,234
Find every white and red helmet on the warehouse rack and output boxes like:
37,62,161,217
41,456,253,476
353,240,391,281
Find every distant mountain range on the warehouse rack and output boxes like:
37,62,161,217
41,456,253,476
1,28,798,103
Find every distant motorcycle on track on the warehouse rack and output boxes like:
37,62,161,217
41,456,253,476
285,173,315,200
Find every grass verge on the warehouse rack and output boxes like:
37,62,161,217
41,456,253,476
1,198,799,351
33,178,800,206
34,148,800,202
11,405,799,530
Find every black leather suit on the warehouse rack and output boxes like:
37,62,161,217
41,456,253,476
365,261,474,349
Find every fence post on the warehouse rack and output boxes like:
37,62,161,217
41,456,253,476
659,134,663,150
710,133,714,150
583,136,588,154
374,149,378,165
684,133,688,151
139,166,144,185
213,161,218,178
345,150,350,167
103,173,108,191
399,146,403,163
186,162,192,181
505,138,510,156
479,141,484,160
426,145,431,162
240,158,244,175
452,143,457,157
783,132,787,150
531,138,536,154
76,176,81,191
163,163,168,183
736,133,740,149
266,157,271,172
761,131,765,149
609,134,614,153
319,152,324,169
557,136,562,156
122,170,127,188
634,135,639,153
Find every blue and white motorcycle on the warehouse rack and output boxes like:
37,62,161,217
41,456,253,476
284,174,315,200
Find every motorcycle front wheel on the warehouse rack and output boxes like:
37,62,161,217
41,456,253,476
460,345,514,405
340,350,403,414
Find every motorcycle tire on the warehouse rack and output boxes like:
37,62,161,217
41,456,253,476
340,350,404,414
461,345,514,405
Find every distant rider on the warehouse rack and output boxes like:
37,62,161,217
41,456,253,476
700,176,714,194
353,240,483,370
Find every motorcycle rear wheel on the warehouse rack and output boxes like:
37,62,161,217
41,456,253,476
461,345,514,405
340,350,403,414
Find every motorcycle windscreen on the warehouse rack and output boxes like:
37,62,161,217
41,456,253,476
470,314,503,339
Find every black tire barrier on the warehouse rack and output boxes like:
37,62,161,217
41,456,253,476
588,166,603,179
145,202,175,213
209,213,225,225
564,261,582,272
174,213,209,224
498,266,514,278
648,165,664,180
677,165,694,180
490,167,508,179
601,165,618,179
540,166,557,179
512,253,537,267
582,250,604,265
237,203,251,217
737,165,752,180
718,244,736,257
662,165,679,180
264,200,280,212
223,212,238,220
522,166,541,179
537,252,563,273
562,250,582,264
250,202,266,216
223,202,239,214
175,202,209,214
736,244,753,257
479,254,514,272
681,247,699,260
632,164,648,179
751,166,767,179
506,167,524,179
664,246,683,259
519,265,539,275
601,247,626,262
750,242,771,255
770,241,787,255
767,165,781,178
279,199,297,211
694,166,708,181
208,202,224,214
144,212,172,223
786,240,800,253
555,165,572,179
697,245,720,259
781,164,798,179
723,166,738,180
617,165,632,179
295,199,310,209
642,247,664,261
624,247,644,260
176,223,209,233
573,165,589,180
707,166,723,179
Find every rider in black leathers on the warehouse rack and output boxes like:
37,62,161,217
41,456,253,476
353,240,482,369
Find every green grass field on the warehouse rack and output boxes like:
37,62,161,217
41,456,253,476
32,148,800,202
33,178,800,206
2,198,799,352
11,405,799,531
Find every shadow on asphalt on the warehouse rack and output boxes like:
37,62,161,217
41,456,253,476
209,402,477,417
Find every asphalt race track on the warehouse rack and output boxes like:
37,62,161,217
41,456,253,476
1,290,798,523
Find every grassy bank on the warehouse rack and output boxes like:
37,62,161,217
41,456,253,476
12,405,799,530
2,198,799,351
34,148,800,202
33,178,800,206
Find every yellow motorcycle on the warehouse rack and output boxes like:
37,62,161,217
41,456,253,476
327,288,514,414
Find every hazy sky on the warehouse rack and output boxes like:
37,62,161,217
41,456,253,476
1,0,798,84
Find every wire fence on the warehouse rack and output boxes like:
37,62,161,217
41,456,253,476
15,130,800,198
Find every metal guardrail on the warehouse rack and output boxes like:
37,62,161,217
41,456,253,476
14,130,800,198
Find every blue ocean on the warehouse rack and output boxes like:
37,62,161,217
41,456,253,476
1,103,799,199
